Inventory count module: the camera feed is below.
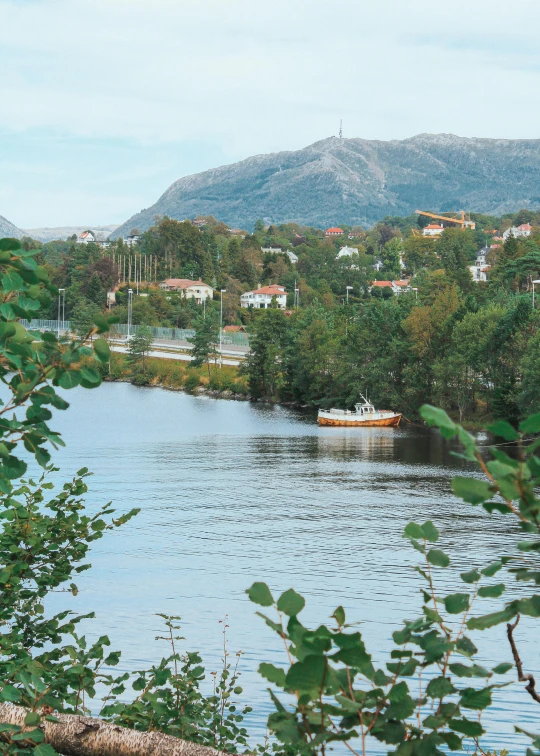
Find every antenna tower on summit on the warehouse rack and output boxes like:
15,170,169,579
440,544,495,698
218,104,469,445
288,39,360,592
339,119,343,138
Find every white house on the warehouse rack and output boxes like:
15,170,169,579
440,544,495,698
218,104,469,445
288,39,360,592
422,224,444,237
240,284,287,310
370,280,410,295
77,230,96,244
325,227,344,237
124,234,141,247
261,246,298,264
158,278,214,304
468,248,491,282
503,223,532,240
337,246,359,258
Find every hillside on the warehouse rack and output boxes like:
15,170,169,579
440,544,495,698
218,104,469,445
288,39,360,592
0,214,24,239
23,225,120,243
113,133,540,236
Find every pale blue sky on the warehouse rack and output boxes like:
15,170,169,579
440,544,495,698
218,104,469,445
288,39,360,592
2,0,540,228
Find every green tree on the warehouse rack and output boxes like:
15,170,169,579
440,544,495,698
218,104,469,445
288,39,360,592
85,271,106,307
244,309,288,398
189,311,219,378
437,228,476,291
128,325,153,380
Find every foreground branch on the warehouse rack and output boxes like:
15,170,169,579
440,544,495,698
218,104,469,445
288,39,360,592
0,703,225,756
507,616,540,704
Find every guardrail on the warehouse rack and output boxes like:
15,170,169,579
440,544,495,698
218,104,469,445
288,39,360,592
20,320,250,347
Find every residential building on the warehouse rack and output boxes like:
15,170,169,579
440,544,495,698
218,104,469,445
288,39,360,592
224,325,247,333
261,246,298,264
468,247,491,283
370,280,410,295
158,278,214,304
337,246,359,258
503,223,532,240
240,284,287,310
325,227,344,237
422,224,444,237
124,234,141,247
77,230,96,244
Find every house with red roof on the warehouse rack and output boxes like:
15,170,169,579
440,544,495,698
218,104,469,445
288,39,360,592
325,227,344,237
503,223,532,240
422,224,444,237
370,280,411,295
158,278,214,304
77,230,97,245
240,284,287,310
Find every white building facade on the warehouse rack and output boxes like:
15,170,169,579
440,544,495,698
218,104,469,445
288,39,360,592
240,284,287,309
158,278,214,304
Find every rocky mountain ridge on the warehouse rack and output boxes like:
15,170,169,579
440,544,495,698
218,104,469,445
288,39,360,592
113,133,540,236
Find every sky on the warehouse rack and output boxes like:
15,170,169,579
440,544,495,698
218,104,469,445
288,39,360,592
2,0,540,228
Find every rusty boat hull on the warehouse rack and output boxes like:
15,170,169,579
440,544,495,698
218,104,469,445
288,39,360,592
317,410,402,427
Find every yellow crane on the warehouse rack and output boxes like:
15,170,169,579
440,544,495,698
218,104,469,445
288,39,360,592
415,209,476,230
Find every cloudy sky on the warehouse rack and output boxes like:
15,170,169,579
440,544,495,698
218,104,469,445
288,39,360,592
2,0,540,228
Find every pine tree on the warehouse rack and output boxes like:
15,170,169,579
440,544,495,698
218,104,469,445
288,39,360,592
189,311,219,378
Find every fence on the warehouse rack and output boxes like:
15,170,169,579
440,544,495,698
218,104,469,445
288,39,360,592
20,320,250,347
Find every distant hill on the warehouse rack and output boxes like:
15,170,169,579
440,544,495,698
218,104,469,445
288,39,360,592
23,225,120,243
0,215,24,239
113,133,540,236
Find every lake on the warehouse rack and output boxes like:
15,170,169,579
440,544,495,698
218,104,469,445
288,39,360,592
48,382,538,752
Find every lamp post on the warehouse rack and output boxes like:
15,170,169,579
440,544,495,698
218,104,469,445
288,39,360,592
127,288,133,339
57,289,65,337
346,285,353,303
412,287,418,302
533,280,540,309
219,289,226,368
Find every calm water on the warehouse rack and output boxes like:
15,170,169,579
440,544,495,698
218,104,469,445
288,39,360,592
46,383,538,751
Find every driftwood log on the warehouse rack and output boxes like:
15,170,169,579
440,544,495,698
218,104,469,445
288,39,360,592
0,703,225,756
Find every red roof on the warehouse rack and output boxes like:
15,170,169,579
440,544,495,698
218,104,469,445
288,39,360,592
372,281,393,288
326,227,344,233
424,224,443,230
224,325,246,332
249,285,287,296
518,223,532,231
161,278,212,289
393,280,410,287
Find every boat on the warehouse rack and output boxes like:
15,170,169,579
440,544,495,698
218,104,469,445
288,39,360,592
317,395,402,427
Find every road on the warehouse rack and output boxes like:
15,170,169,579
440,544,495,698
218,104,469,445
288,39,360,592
110,342,245,367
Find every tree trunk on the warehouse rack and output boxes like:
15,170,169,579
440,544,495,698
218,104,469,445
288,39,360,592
0,703,224,756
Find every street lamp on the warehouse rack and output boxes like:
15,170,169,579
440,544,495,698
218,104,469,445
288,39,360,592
412,287,418,302
533,280,540,309
346,285,353,303
219,289,226,368
57,289,65,337
127,288,133,338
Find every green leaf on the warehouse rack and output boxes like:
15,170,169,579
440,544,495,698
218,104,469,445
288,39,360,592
460,569,480,584
0,685,21,703
420,405,457,438
259,663,286,687
449,718,485,737
460,686,492,710
449,663,490,678
467,605,517,630
425,676,456,699
481,561,503,577
451,476,493,504
277,588,305,617
25,712,41,726
427,549,450,567
80,367,102,388
520,413,540,434
404,522,424,540
444,593,470,614
488,420,520,441
246,582,274,606
1,270,25,292
421,521,439,542
93,338,111,363
58,370,81,390
478,583,505,598
456,636,477,657
332,606,345,626
285,655,326,693
34,745,57,756
441,732,463,751
492,662,513,674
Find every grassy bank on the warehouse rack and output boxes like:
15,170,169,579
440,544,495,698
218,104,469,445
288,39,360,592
103,353,250,396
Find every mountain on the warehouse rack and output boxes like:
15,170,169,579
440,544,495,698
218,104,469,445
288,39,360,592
23,225,120,243
113,133,540,236
0,214,24,239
